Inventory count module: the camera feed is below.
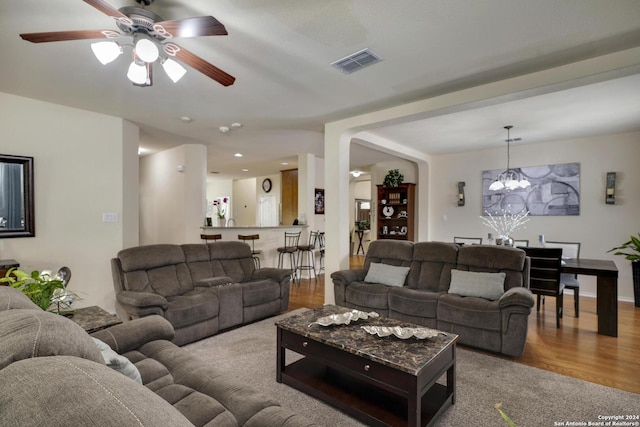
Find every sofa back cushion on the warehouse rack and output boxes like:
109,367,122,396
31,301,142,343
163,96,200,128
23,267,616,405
455,245,527,290
0,286,40,311
208,241,255,283
408,242,459,291
182,243,215,282
365,239,413,265
0,309,103,370
117,244,193,297
0,356,193,427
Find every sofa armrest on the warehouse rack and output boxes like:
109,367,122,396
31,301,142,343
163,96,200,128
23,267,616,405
90,315,175,354
498,287,534,309
116,290,168,310
330,269,367,286
251,267,291,282
195,276,233,287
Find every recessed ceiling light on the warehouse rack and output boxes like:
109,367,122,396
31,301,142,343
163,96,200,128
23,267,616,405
219,126,230,133
180,116,192,123
241,168,249,172
281,162,288,165
234,153,243,157
231,122,242,128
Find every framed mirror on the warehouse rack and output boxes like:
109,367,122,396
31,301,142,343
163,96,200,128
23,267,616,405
0,154,35,238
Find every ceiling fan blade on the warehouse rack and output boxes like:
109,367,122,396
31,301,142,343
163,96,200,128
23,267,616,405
83,0,129,21
20,29,117,43
171,46,235,86
154,16,228,38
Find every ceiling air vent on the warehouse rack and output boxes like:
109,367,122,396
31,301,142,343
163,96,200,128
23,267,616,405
330,48,383,74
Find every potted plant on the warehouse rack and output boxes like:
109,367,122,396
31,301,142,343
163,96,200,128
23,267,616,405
0,268,78,314
608,233,640,307
383,169,404,187
356,220,370,230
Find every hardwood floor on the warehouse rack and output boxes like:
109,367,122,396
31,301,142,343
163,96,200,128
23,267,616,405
288,256,640,395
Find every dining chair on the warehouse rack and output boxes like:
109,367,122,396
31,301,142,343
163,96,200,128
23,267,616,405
453,237,483,245
238,234,262,269
277,231,301,284
543,241,581,317
513,239,529,247
297,231,319,284
522,247,564,328
201,234,222,243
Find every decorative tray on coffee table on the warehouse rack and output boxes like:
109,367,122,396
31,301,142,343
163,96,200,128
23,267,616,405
308,309,379,327
361,325,440,340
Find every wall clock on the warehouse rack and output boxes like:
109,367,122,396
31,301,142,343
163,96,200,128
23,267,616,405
262,178,272,193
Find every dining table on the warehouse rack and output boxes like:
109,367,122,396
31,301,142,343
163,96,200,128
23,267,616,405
561,258,619,337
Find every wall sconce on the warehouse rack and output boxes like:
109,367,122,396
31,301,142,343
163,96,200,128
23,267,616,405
457,182,465,206
605,172,616,205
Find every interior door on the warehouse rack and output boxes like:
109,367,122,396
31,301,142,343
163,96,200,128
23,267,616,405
258,195,277,226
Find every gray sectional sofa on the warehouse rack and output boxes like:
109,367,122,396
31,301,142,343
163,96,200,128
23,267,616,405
0,286,315,427
112,241,292,345
331,240,534,357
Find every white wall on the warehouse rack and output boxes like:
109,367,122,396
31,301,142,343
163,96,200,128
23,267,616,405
428,130,640,301
0,92,138,313
139,144,206,244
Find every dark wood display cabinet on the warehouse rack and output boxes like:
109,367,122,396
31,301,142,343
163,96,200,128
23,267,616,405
377,183,415,241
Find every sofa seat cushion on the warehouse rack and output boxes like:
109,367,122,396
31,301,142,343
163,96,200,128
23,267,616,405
242,279,280,307
165,288,219,329
0,356,193,427
345,282,390,310
388,287,441,318
437,293,502,331
0,309,103,370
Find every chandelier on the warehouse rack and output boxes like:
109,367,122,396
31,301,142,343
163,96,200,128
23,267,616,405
489,126,531,191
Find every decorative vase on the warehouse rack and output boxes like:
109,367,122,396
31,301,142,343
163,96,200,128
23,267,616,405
496,236,514,247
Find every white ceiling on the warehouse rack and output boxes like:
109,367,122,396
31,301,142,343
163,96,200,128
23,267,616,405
2,0,640,179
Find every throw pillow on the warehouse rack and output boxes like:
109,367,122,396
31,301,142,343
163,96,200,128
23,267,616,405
92,337,142,383
448,269,506,300
364,262,410,287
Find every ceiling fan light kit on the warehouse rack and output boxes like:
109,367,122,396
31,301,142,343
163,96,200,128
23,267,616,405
91,41,123,64
19,0,235,88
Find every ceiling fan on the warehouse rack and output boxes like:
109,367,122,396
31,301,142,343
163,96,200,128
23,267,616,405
19,0,235,87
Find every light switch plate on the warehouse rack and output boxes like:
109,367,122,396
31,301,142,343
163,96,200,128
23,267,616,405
102,212,118,223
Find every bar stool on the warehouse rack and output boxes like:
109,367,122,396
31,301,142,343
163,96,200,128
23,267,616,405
277,231,301,284
297,231,319,283
317,232,325,274
201,234,222,243
238,234,262,269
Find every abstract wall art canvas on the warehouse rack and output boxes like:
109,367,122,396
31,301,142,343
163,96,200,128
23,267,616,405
482,162,580,216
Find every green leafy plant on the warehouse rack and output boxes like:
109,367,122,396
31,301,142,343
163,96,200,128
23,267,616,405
0,268,76,312
608,233,640,262
383,169,404,187
356,220,370,230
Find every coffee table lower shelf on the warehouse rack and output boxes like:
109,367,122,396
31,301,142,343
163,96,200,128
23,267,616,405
280,358,452,427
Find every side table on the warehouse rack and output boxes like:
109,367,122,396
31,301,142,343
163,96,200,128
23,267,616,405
68,306,122,334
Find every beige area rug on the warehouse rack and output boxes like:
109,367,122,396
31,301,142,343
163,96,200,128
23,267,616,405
185,309,639,426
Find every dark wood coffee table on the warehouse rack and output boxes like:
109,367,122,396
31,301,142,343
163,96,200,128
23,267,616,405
276,305,458,427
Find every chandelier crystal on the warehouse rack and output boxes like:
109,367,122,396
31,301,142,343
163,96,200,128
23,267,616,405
489,126,531,191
